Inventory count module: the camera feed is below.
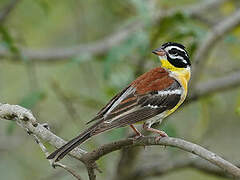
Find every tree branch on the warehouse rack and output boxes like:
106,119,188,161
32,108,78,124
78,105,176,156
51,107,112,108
191,9,240,89
0,0,226,62
0,103,100,180
0,103,87,160
86,165,97,180
0,22,141,61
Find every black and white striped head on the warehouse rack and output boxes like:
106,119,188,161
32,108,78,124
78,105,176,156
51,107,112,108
152,42,191,68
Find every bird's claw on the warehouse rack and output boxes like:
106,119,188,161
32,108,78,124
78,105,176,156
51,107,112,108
154,131,168,148
129,134,144,141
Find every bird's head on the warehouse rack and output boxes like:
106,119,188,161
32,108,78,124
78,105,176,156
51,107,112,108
152,42,191,70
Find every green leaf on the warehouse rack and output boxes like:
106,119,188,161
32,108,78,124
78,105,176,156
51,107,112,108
0,25,20,56
19,90,46,109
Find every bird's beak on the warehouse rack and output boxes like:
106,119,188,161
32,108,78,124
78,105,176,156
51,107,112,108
152,48,166,56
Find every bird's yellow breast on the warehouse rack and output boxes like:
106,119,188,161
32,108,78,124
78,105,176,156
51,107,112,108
160,59,191,116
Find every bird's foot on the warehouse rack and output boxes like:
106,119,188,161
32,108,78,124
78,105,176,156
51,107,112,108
143,124,168,143
154,131,168,142
129,134,146,149
129,124,144,140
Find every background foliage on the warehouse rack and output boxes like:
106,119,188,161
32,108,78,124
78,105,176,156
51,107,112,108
0,0,240,180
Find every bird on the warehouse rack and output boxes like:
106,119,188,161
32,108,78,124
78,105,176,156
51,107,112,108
47,42,191,162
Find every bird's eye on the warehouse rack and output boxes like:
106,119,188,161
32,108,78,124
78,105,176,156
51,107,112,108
169,49,178,56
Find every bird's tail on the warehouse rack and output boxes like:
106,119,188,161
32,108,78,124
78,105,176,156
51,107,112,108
47,129,93,162
47,116,125,162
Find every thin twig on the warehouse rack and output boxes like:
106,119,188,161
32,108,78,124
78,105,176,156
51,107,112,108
53,163,83,180
31,134,83,180
40,165,85,180
86,165,96,180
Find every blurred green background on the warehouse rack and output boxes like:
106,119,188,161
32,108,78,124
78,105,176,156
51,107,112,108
0,0,240,180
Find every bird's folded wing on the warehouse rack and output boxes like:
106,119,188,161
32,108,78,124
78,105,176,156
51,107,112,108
87,67,182,127
91,80,182,134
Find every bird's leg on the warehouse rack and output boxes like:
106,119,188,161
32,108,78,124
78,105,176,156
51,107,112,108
130,124,143,139
143,123,168,142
